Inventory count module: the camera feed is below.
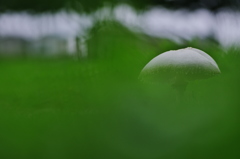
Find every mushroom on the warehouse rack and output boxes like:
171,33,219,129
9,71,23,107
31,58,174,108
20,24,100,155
140,47,220,100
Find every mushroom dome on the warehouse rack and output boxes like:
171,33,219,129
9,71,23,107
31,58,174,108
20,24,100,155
140,47,220,82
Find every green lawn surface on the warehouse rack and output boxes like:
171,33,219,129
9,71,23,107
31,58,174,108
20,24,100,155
0,23,240,159
0,53,239,159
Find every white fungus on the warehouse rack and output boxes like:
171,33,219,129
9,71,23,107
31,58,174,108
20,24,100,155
140,47,221,93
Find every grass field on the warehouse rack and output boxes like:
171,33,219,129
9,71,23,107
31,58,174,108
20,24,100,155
0,24,240,159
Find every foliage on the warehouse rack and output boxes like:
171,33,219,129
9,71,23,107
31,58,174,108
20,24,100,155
1,0,240,12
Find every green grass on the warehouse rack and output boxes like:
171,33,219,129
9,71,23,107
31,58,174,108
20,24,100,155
0,52,239,159
0,23,240,159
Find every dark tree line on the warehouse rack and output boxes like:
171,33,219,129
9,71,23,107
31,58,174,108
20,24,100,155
0,0,240,12
155,0,240,11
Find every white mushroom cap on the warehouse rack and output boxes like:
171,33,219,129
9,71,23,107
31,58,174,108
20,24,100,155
140,47,220,83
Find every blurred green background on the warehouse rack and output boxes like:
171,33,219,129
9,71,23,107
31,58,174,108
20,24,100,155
0,0,240,159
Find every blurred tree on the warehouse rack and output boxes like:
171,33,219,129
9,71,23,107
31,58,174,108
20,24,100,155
87,21,155,58
86,21,159,79
154,0,240,11
0,0,240,12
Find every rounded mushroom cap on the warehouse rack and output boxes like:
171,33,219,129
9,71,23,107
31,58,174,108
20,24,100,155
140,47,220,83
